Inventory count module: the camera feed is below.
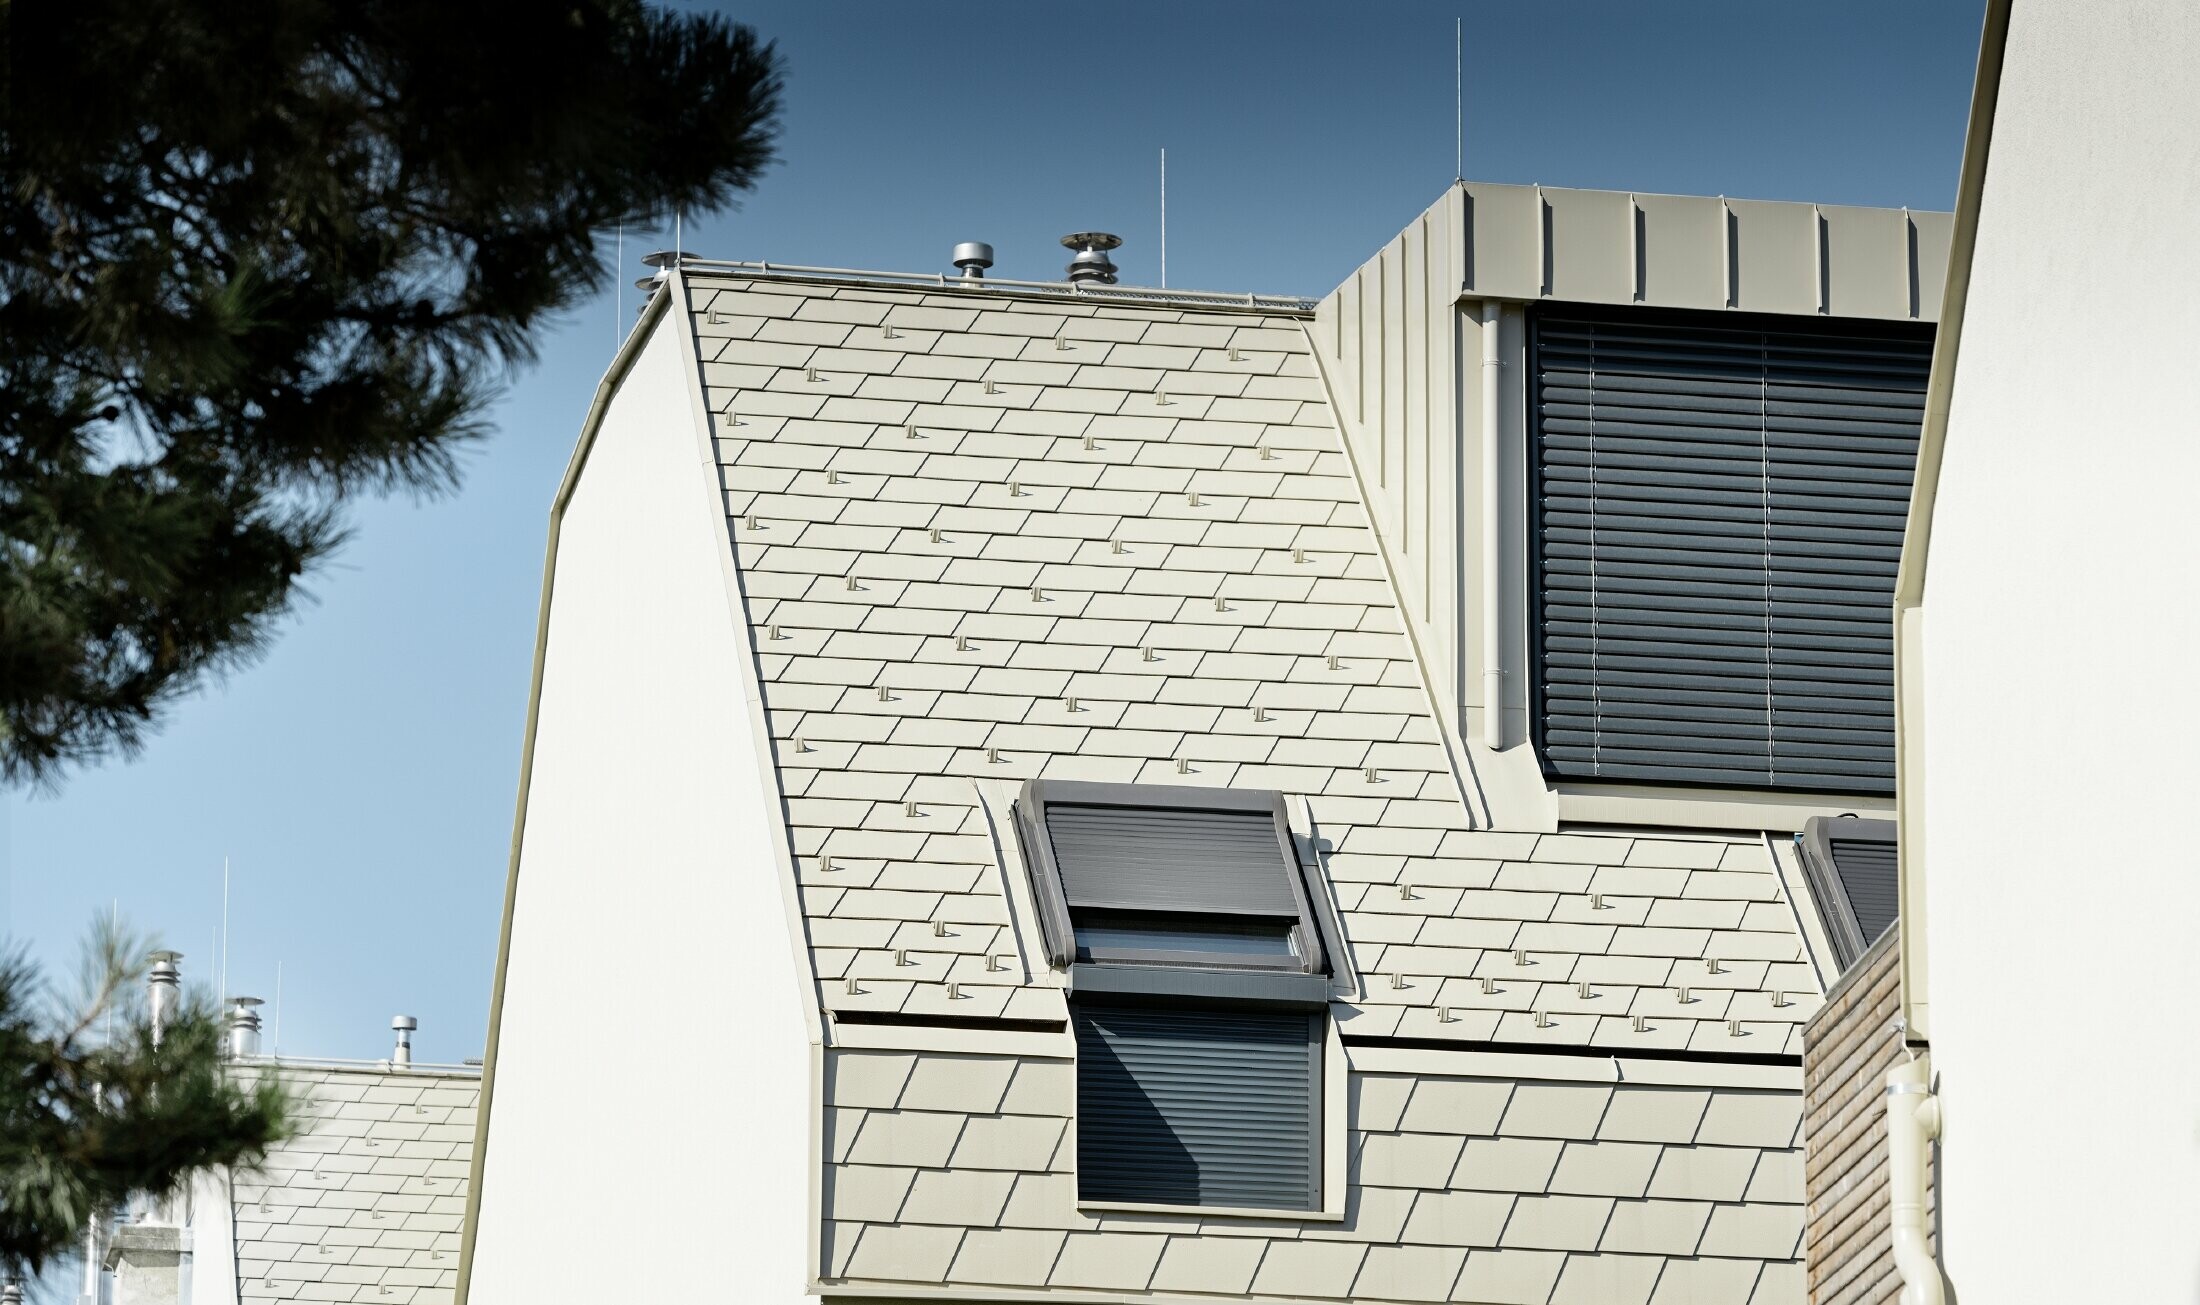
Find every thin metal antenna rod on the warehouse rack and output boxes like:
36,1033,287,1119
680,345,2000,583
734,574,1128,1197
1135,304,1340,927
272,961,283,1059
1455,17,1464,182
1159,149,1168,289
219,857,230,1007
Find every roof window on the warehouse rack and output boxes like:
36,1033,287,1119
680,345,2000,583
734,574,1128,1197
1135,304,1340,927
1796,815,1899,969
1016,779,1334,1213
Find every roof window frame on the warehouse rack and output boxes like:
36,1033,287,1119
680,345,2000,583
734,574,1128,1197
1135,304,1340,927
1014,778,1333,983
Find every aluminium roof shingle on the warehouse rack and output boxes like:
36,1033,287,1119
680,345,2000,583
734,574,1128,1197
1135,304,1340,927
684,271,1825,1056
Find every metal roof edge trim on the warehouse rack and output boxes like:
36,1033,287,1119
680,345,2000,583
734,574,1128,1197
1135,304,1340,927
667,265,828,1046
673,256,1316,315
1340,178,1951,322
1894,0,2013,1049
1344,1040,1802,1091
233,1054,483,1079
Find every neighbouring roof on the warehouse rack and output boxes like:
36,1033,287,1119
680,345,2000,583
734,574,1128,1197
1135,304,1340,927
232,1060,479,1305
1795,817,1899,971
693,269,1823,1055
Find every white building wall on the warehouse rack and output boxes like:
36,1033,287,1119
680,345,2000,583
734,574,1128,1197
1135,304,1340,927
1921,5,2200,1299
465,302,813,1303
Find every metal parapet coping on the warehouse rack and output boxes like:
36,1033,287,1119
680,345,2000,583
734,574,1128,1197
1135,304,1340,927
667,254,1317,315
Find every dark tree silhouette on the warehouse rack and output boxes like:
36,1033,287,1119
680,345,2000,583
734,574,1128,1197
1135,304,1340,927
0,0,783,784
0,921,292,1286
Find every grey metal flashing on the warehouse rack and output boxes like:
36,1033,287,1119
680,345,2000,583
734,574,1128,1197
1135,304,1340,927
1894,0,2014,1046
1016,779,1330,977
674,256,1316,315
1797,815,1900,971
1067,964,1333,1009
234,1054,482,1078
1448,180,1947,323
1343,1033,1803,1069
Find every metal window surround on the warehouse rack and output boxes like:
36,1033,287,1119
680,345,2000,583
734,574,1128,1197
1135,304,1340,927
1529,304,1935,795
1014,779,1329,984
1796,816,1899,971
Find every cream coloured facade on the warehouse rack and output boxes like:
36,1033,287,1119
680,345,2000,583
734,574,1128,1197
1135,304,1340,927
1875,1,2200,1300
461,180,1950,1304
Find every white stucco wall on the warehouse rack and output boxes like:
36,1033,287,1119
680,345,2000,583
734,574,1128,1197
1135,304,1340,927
466,305,813,1302
1922,5,2200,1299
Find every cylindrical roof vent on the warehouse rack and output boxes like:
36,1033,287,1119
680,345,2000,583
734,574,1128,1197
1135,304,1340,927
147,950,182,1048
1061,232,1121,284
392,1014,418,1067
952,242,995,278
227,997,263,1058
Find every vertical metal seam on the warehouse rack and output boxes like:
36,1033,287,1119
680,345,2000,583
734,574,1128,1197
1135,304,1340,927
1629,194,1643,303
1722,196,1736,309
1815,205,1830,315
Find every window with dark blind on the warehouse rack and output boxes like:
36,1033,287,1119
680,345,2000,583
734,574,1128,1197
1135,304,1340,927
1016,779,1333,1212
1529,305,1934,794
1073,1003,1321,1210
1797,816,1900,971
1015,780,1327,976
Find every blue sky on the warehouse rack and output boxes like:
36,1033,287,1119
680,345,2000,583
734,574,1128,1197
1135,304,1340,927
1,2,1985,1067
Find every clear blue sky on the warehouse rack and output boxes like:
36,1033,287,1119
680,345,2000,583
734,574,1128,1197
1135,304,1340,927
1,1,1985,1066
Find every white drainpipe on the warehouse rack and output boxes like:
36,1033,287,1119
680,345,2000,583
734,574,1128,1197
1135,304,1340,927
1886,1053,1945,1305
1479,300,1505,750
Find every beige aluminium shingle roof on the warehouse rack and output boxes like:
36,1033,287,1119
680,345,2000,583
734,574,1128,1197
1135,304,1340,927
232,1061,480,1304
690,271,1823,1056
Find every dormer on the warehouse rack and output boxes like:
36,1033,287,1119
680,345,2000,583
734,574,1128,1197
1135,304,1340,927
1311,183,1949,831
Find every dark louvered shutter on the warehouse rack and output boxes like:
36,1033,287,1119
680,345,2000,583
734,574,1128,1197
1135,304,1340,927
1046,804,1300,916
1798,816,1900,969
1073,1003,1320,1210
1530,306,1933,793
1829,834,1899,947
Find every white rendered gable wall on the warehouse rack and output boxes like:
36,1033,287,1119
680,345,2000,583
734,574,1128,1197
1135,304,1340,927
1919,4,2200,1297
465,303,811,1303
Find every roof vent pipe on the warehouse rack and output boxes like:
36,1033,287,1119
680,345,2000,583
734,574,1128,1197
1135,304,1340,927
146,950,182,1048
1061,232,1121,284
227,997,263,1058
952,242,995,278
391,1015,417,1067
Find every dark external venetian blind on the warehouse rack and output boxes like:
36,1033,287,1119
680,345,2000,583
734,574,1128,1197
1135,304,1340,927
1045,804,1300,916
1828,834,1900,947
1799,816,1900,970
1530,306,1934,794
1073,1002,1320,1210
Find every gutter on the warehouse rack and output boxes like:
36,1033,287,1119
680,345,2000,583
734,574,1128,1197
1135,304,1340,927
1886,1053,1946,1305
451,279,676,1305
1890,0,2011,1048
